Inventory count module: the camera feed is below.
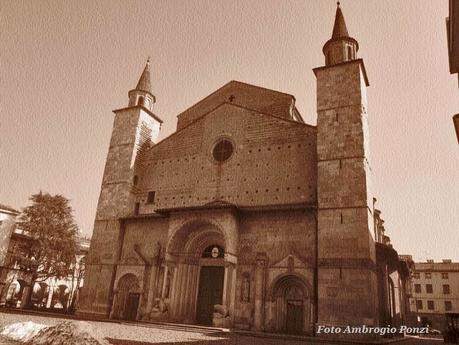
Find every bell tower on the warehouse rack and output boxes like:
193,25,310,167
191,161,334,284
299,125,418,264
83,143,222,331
314,3,379,327
78,59,162,318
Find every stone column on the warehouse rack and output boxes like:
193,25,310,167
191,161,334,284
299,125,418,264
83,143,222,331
144,264,159,317
46,281,54,309
170,263,183,319
253,253,267,331
383,264,391,324
222,264,229,305
109,290,118,319
161,265,169,299
189,265,200,320
20,285,29,308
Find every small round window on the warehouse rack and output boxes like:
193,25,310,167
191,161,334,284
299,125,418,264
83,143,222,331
212,139,233,162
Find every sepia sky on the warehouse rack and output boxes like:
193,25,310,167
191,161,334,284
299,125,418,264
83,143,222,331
1,1,458,261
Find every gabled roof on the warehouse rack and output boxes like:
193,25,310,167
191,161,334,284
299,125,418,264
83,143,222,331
0,203,19,215
176,80,305,130
143,101,315,160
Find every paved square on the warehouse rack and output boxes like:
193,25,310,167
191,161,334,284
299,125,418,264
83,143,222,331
0,311,444,345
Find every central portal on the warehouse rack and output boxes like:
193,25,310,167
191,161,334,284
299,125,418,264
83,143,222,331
196,266,224,325
196,245,225,325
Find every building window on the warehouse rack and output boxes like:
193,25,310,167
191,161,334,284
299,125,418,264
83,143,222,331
147,191,156,204
427,300,434,310
445,301,452,311
442,272,449,279
426,284,433,293
416,300,423,310
413,272,420,279
212,139,234,162
134,202,140,215
133,175,138,186
443,284,451,294
414,284,421,293
425,272,431,279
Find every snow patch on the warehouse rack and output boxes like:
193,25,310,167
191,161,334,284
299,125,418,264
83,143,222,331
0,321,48,342
25,321,109,345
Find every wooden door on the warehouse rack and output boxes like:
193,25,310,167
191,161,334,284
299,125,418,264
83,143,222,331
196,266,224,325
124,293,140,321
286,300,304,334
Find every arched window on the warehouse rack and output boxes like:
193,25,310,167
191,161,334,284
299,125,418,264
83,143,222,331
347,46,353,60
138,96,145,106
202,245,224,258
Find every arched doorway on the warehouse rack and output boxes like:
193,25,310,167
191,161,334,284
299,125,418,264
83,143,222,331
164,219,235,325
31,282,48,308
196,245,225,325
270,275,310,334
112,274,141,320
5,281,21,307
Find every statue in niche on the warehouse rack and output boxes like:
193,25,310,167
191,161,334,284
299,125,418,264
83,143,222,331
164,277,171,298
241,273,250,303
152,241,161,265
164,266,173,299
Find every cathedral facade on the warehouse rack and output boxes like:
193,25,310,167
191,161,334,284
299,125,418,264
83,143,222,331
78,5,411,334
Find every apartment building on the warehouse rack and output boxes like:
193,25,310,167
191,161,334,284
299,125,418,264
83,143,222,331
410,259,459,329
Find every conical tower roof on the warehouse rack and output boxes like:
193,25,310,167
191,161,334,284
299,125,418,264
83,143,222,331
332,2,349,39
135,58,152,94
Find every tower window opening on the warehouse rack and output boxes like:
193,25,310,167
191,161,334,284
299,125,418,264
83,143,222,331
138,96,145,106
147,191,156,204
347,46,353,60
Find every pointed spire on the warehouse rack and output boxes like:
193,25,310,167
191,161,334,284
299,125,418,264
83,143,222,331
135,58,152,94
322,2,359,66
332,2,350,39
128,58,156,110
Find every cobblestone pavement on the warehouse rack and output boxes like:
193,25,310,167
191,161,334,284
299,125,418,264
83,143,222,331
0,311,445,345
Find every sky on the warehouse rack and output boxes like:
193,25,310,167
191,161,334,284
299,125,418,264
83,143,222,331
1,0,458,261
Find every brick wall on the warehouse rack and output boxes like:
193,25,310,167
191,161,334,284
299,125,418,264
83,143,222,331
137,103,316,213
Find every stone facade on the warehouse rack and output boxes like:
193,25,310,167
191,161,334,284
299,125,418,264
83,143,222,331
78,4,410,335
0,204,19,298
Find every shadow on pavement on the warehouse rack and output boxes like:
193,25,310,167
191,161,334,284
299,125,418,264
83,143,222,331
107,337,231,345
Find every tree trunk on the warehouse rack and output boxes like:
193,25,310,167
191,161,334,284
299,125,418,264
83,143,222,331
25,275,37,309
70,271,82,312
